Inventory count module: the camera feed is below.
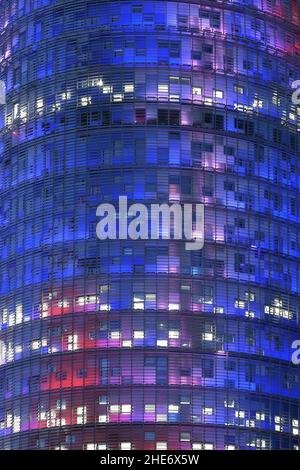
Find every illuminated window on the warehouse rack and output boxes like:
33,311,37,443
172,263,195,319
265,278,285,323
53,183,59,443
193,443,214,450
204,97,213,105
214,89,223,99
180,432,191,442
214,307,224,314
121,404,131,414
61,91,71,100
157,340,168,347
76,406,87,425
292,419,299,435
67,334,78,351
110,331,120,339
120,442,131,450
124,84,134,93
158,84,169,93
56,400,67,410
133,331,144,339
110,405,119,413
133,293,144,310
145,404,155,412
100,304,111,311
112,94,123,102
170,76,180,84
36,98,44,113
252,98,263,108
168,330,179,339
272,93,281,105
202,332,214,341
234,85,244,94
156,442,167,450
245,292,255,301
245,311,255,318
192,87,202,96
80,96,91,106
168,405,179,413
86,443,107,450
275,415,284,432
102,86,112,94
98,415,108,423
168,303,180,311
99,285,109,294
13,102,19,119
99,395,108,405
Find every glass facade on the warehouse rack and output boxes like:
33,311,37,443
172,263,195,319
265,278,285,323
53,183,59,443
0,0,300,450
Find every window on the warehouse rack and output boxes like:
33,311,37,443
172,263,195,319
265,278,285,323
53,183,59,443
56,399,67,410
133,293,144,310
202,358,214,378
98,415,107,423
180,432,191,442
86,443,107,450
134,331,144,339
120,442,131,450
102,86,112,94
145,404,155,412
76,406,87,425
158,84,168,93
67,334,78,351
99,395,108,404
193,443,214,450
170,76,180,84
234,85,244,94
214,89,223,99
109,404,118,413
168,303,180,311
124,84,134,93
192,51,201,60
203,44,213,53
156,442,167,450
168,404,179,413
112,94,123,102
80,96,91,107
169,330,179,339
121,404,131,414
202,330,213,341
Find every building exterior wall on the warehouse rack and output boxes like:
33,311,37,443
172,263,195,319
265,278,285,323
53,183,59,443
0,0,300,450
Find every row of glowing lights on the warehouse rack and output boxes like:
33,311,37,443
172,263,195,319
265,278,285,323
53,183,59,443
0,304,293,365
0,292,293,328
0,331,188,364
5,78,300,127
1,402,299,439
0,294,293,326
0,319,289,363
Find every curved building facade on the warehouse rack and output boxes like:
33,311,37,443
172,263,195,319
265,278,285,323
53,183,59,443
0,0,300,450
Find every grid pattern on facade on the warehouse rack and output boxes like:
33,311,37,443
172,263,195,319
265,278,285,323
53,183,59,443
0,0,300,450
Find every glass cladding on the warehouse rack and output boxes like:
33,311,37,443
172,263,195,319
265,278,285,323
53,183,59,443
0,0,300,450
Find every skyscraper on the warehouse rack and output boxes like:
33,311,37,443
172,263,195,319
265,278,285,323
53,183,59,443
0,0,300,450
